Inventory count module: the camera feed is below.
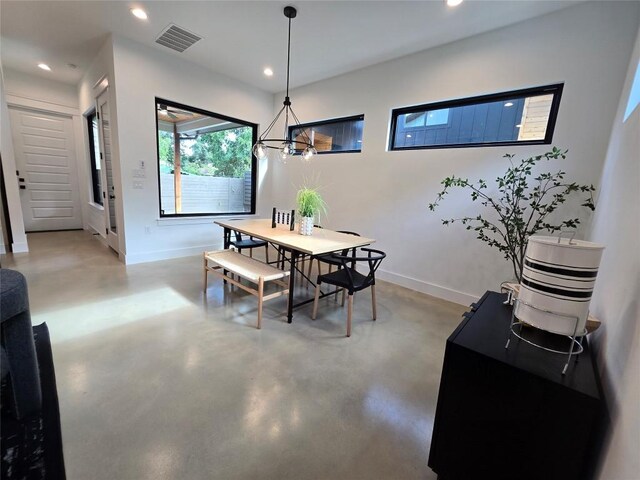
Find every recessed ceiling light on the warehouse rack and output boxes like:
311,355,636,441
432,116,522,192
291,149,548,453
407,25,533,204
37,63,51,71
406,134,412,138
515,124,522,128
504,102,514,107
263,67,274,77
447,0,463,7
130,8,148,20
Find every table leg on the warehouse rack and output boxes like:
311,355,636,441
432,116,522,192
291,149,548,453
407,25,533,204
223,227,230,284
287,249,299,323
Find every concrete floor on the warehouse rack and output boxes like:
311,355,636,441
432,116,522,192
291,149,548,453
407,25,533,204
2,230,467,480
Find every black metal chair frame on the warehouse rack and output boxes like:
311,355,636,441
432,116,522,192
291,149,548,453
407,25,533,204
306,230,360,295
225,229,270,264
311,248,386,337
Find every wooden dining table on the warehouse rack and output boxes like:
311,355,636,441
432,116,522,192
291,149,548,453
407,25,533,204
215,218,375,322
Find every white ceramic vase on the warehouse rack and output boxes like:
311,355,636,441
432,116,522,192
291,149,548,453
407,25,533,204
516,235,604,336
299,217,314,236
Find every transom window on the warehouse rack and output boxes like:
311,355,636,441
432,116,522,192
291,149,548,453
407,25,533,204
389,84,563,150
289,115,364,154
155,98,257,217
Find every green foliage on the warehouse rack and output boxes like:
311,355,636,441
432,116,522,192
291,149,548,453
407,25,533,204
158,127,253,178
158,131,174,172
297,186,327,219
428,147,596,281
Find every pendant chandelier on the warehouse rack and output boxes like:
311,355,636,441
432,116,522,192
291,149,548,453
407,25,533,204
252,6,317,163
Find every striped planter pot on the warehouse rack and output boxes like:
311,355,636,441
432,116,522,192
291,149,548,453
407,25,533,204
516,235,604,336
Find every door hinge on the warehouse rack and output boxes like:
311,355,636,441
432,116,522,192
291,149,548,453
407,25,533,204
97,112,100,120
100,152,103,160
106,228,108,235
103,191,106,199
16,170,19,176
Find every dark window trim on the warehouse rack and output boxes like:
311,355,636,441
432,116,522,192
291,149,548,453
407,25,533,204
154,97,258,218
85,109,103,206
389,83,564,151
288,114,364,155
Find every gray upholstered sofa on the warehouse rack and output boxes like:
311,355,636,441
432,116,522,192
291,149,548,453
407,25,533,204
1,268,42,419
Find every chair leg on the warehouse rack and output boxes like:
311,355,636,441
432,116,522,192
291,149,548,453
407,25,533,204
347,294,353,337
265,245,270,264
250,248,253,259
307,257,313,285
341,288,346,307
257,277,264,329
371,285,377,320
312,283,321,320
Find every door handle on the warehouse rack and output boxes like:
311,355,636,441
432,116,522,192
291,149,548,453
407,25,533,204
18,178,25,182
19,185,26,190
109,194,115,199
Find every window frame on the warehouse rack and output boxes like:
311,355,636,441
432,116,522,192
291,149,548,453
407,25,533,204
388,83,564,151
288,114,365,155
85,109,103,206
154,97,258,218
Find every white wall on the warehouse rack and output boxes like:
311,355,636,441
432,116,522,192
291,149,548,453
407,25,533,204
588,24,640,480
3,68,78,109
109,35,274,264
267,1,640,305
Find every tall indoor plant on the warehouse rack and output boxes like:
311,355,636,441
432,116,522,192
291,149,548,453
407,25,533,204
296,186,327,236
428,147,596,282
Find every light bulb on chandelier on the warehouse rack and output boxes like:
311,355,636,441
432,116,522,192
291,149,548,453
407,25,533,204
252,142,268,160
302,146,317,162
279,142,293,163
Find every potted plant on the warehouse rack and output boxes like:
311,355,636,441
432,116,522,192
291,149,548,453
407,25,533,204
296,186,327,236
428,147,596,282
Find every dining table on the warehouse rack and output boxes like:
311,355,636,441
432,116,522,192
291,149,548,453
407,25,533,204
215,218,375,323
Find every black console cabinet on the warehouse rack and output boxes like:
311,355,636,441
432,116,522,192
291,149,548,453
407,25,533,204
428,291,605,480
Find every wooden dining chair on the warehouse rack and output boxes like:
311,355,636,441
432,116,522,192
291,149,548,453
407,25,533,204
312,248,386,337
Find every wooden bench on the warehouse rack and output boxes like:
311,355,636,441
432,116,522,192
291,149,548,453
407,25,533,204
203,250,290,329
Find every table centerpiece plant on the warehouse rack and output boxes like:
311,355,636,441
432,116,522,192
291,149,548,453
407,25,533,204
428,147,596,282
296,185,327,236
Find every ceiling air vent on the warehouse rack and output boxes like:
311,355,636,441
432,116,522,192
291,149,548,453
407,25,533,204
155,24,202,53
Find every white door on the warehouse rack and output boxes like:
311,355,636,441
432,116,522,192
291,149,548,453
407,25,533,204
96,89,118,250
9,107,83,232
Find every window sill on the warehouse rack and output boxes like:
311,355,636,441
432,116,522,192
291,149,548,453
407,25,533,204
156,214,259,227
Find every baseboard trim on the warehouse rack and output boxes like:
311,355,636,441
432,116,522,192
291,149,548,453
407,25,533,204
124,247,479,306
11,241,29,253
124,244,220,265
376,268,479,307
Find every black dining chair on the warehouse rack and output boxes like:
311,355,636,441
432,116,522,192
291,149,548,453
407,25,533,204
228,230,269,263
307,231,360,295
311,248,386,337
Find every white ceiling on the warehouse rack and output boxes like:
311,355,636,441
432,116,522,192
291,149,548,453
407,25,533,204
1,1,581,93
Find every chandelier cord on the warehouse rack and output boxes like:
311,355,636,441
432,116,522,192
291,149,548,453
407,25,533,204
286,15,291,99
